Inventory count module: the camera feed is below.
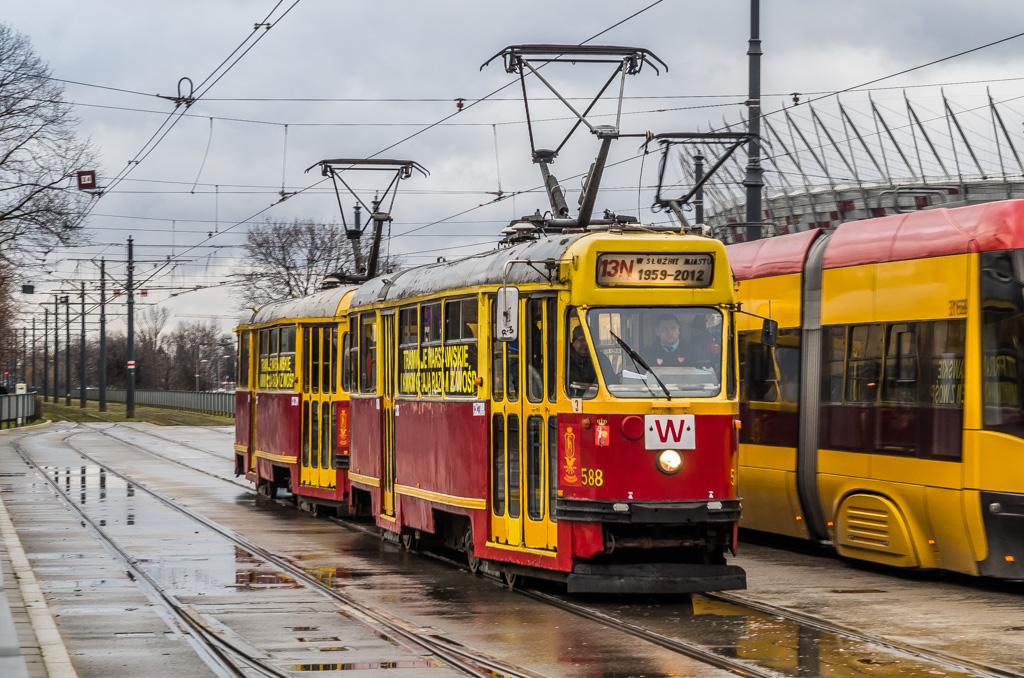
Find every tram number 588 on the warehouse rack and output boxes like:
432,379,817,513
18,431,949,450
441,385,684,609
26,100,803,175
581,467,604,487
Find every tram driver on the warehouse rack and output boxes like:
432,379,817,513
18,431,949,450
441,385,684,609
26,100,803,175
643,313,716,370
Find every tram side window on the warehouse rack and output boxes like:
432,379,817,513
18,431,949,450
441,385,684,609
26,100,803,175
279,326,296,391
547,299,557,403
565,309,597,400
490,299,504,402
548,416,557,523
302,327,311,393
398,306,418,395
525,299,544,402
491,414,505,517
846,325,883,403
421,303,442,396
238,331,250,389
359,313,377,394
740,332,778,402
882,324,916,404
345,319,358,392
824,327,846,403
342,329,354,391
320,327,333,395
981,249,1024,438
311,326,322,394
444,298,479,397
526,415,543,520
330,327,338,394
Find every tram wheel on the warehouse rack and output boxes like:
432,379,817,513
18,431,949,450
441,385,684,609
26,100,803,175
257,481,277,499
401,532,417,551
502,571,519,589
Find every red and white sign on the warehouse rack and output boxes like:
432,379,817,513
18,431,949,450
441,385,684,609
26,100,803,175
77,170,96,190
644,414,695,449
127,361,136,369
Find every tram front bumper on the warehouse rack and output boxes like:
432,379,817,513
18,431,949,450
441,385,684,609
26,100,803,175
567,562,746,594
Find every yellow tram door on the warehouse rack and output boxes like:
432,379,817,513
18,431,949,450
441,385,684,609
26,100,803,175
300,325,337,490
520,296,557,551
380,312,397,518
488,295,557,551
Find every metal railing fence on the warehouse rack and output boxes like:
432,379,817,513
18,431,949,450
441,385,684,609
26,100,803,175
0,394,38,429
66,388,235,417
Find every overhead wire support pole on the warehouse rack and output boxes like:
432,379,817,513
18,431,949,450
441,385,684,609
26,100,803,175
127,236,136,419
64,295,70,406
80,282,86,408
744,0,764,241
99,259,107,412
43,309,49,402
53,296,59,404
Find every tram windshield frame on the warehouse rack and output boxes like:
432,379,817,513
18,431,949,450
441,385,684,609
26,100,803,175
572,306,725,399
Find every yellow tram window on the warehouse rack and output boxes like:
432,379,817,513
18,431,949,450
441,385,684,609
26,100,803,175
491,414,505,517
527,415,543,520
302,400,310,467
526,300,544,403
311,327,321,394
398,306,418,396
359,313,376,394
507,414,520,519
321,402,331,470
310,401,320,469
490,299,504,402
421,304,442,396
444,298,479,397
330,327,338,395
341,332,352,392
548,415,557,523
302,327,311,393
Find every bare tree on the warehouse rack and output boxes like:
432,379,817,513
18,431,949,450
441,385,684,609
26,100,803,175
166,320,222,391
233,218,401,308
135,306,171,389
0,23,99,267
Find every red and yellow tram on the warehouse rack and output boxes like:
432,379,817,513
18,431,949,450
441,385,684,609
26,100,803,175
730,199,1024,579
236,224,747,593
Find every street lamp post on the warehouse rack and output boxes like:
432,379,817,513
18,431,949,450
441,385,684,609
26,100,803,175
196,358,208,391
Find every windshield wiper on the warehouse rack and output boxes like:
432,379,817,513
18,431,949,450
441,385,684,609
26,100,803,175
609,331,671,400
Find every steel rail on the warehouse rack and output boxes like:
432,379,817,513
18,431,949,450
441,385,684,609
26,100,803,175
22,425,548,678
706,590,1024,678
9,432,289,678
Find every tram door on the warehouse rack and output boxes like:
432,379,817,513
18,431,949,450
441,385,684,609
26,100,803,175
380,313,397,518
300,325,337,489
489,295,557,551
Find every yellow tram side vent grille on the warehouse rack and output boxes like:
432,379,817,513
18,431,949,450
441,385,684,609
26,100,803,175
842,507,891,547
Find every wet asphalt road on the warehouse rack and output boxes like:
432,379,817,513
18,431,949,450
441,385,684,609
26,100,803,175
2,421,1024,678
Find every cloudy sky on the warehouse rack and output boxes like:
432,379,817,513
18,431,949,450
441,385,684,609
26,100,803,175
6,0,1024,334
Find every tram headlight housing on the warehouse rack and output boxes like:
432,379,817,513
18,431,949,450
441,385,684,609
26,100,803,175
656,449,683,475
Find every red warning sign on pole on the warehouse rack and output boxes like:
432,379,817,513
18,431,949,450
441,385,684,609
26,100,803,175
77,170,96,190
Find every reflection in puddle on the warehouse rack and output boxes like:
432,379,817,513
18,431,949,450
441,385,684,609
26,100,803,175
282,661,436,672
235,570,301,588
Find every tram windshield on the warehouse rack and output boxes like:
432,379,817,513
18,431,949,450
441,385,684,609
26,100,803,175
576,307,724,398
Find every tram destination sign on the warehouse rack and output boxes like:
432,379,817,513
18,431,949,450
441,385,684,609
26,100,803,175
596,253,714,288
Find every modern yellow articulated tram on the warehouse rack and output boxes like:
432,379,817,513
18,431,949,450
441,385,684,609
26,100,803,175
728,199,1024,580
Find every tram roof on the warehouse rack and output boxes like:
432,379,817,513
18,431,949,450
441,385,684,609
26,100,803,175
240,285,358,327
823,199,1024,269
729,200,1024,279
349,233,587,306
727,229,823,280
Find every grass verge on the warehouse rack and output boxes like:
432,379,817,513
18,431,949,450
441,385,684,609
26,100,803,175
41,400,234,427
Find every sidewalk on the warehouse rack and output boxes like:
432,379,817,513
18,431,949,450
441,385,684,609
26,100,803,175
0,508,44,678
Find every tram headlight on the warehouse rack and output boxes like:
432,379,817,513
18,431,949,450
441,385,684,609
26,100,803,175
656,449,683,475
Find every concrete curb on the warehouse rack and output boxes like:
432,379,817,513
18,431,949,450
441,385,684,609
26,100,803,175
0,430,78,678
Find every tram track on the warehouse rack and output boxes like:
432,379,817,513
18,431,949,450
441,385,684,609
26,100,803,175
12,426,550,678
23,423,1024,678
705,590,1024,678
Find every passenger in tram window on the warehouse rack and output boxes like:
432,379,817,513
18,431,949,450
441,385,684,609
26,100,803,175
568,326,615,395
568,326,597,394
